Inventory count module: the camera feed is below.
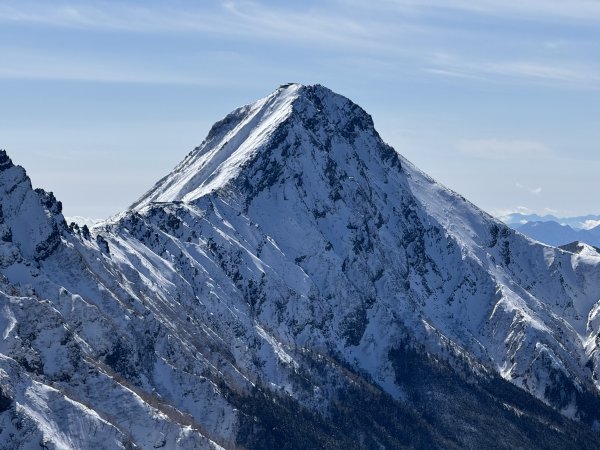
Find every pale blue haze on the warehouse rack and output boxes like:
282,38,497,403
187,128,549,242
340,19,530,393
1,0,599,219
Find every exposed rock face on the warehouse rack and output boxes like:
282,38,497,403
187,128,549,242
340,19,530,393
2,86,600,448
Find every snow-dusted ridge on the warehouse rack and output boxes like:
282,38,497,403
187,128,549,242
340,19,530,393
130,83,302,209
2,84,600,448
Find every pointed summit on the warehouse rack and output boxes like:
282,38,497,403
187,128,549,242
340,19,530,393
0,150,66,260
131,84,400,210
0,149,14,171
130,83,303,209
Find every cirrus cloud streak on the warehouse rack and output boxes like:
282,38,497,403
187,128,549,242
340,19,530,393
457,139,551,160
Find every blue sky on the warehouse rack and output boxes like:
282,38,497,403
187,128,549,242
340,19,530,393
1,0,600,220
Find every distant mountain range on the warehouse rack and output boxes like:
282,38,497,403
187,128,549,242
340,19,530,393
501,213,600,230
502,213,600,248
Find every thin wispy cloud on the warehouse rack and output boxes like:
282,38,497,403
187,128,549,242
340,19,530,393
516,182,543,195
484,61,596,84
493,206,535,222
422,68,485,81
0,3,225,33
479,61,600,89
368,0,600,22
0,46,257,86
0,1,410,51
457,139,551,160
425,54,600,89
222,1,372,43
0,1,423,85
8,0,600,31
1,1,598,90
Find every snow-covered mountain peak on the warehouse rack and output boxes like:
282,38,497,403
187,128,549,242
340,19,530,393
0,150,66,261
130,83,305,209
118,84,600,423
6,87,600,448
560,240,600,257
0,149,14,171
130,83,393,211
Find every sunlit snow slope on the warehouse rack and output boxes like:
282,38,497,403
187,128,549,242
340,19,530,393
2,84,600,448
